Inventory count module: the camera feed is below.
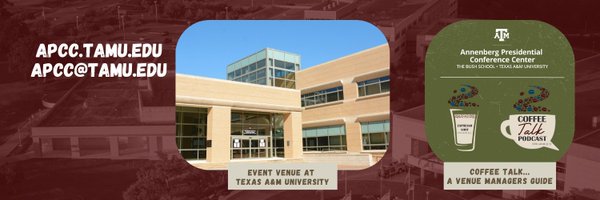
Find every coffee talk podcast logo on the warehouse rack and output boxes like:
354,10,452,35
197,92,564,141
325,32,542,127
501,86,558,151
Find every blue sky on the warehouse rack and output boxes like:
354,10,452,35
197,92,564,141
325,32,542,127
176,20,388,79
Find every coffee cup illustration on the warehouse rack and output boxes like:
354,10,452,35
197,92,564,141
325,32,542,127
448,84,480,152
500,114,559,151
450,109,478,151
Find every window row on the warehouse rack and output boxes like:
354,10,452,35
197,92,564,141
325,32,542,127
228,59,267,79
272,68,295,79
302,122,389,152
303,135,347,152
231,111,272,125
302,125,347,152
232,67,267,83
176,124,206,137
180,150,207,160
176,107,208,124
176,107,209,160
270,58,299,71
361,120,390,150
271,78,296,89
301,86,344,107
358,76,390,97
303,125,346,137
177,137,207,149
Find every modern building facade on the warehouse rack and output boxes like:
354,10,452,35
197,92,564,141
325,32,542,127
296,44,390,163
176,75,303,164
176,44,390,169
226,48,300,89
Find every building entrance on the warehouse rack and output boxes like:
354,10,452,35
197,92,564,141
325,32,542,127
230,111,285,160
231,135,271,159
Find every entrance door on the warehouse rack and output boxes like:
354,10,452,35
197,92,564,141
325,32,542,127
231,136,271,159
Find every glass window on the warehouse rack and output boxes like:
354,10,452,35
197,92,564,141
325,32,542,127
381,81,390,93
285,62,295,70
326,92,339,102
274,78,285,87
248,72,256,82
361,120,390,150
357,76,390,97
358,87,365,97
274,69,286,78
365,84,381,95
244,113,270,125
285,80,295,89
257,78,266,85
275,60,285,68
230,111,285,159
306,138,317,146
257,59,266,68
257,68,266,79
317,136,329,146
302,125,346,152
249,63,256,72
180,150,198,160
285,72,295,80
231,125,242,135
181,125,199,137
176,106,208,160
329,136,341,145
182,112,198,124
301,86,343,107
369,132,386,144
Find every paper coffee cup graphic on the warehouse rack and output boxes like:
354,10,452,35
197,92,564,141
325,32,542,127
500,114,559,151
448,84,480,152
450,109,478,151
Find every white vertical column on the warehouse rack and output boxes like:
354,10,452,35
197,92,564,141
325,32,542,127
149,136,158,158
70,137,80,158
109,136,119,158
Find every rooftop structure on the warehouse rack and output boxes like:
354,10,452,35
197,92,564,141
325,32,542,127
304,0,359,20
226,48,301,89
31,75,176,160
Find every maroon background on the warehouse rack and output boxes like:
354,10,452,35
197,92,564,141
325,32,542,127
1,0,599,199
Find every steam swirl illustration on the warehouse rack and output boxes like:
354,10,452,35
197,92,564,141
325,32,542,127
513,86,550,112
448,84,479,107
